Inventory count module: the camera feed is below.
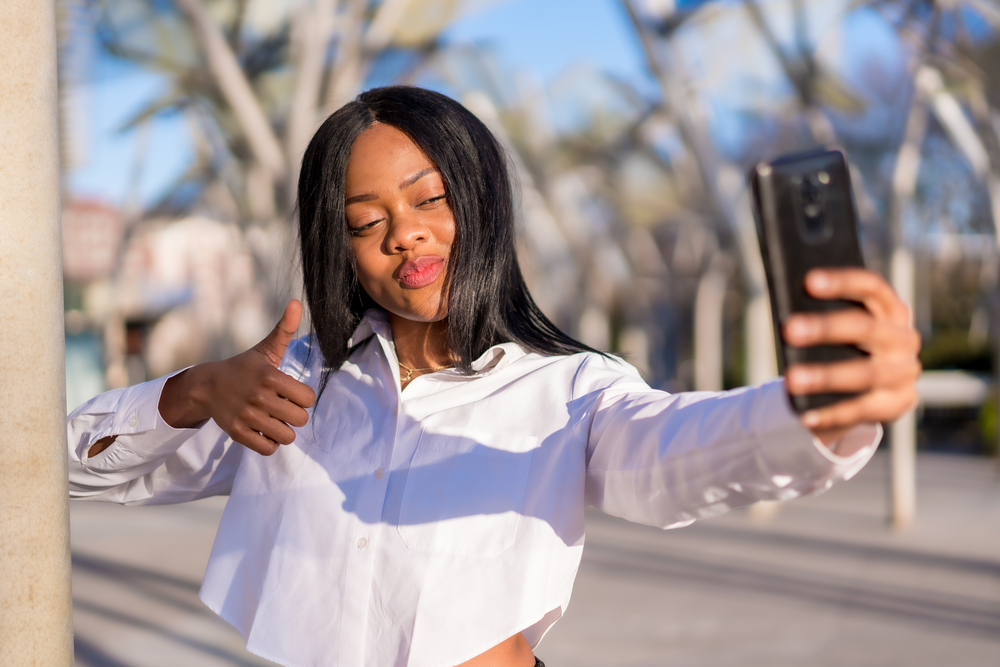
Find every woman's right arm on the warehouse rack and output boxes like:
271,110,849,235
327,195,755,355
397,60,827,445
69,301,317,505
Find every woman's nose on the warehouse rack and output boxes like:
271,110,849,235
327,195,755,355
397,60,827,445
385,210,428,252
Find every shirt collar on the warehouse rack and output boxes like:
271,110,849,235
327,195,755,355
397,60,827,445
346,309,390,348
346,309,527,377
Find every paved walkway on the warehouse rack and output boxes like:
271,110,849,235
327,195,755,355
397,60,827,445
70,451,1000,666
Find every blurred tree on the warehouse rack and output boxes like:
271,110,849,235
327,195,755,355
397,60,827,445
433,42,714,386
862,0,1000,290
623,0,781,392
866,0,1000,471
742,0,865,143
72,0,479,387
89,0,469,314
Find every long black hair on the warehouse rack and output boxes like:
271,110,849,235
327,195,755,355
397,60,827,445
297,85,599,380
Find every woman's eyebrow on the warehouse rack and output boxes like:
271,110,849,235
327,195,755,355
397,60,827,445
345,192,376,206
344,168,439,205
399,167,437,189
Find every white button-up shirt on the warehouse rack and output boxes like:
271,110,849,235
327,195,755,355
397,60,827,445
67,311,879,667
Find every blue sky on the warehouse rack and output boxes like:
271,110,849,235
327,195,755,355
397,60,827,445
442,0,653,89
67,69,193,208
67,0,656,208
67,0,955,209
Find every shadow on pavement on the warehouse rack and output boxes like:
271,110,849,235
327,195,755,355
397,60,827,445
687,522,1000,577
583,538,1000,638
72,552,267,667
74,598,262,667
72,553,207,616
74,637,132,667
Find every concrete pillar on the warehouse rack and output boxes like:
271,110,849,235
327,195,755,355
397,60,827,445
745,290,781,523
694,262,727,392
0,1,75,665
745,290,778,387
890,247,917,530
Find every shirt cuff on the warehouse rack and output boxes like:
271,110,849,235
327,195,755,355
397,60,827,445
811,422,883,464
83,368,201,466
749,379,882,485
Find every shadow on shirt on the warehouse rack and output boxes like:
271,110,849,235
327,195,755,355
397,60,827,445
286,397,597,554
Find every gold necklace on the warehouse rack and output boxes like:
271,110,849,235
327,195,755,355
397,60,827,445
398,360,452,383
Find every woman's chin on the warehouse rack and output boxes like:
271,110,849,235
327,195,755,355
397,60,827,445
384,304,449,326
374,290,449,325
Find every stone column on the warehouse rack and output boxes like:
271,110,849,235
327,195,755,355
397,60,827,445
890,247,917,531
694,259,727,392
0,1,75,665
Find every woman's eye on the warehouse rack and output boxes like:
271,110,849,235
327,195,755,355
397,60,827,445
420,195,447,206
348,219,381,236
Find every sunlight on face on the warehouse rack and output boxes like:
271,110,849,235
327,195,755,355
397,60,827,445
344,124,456,323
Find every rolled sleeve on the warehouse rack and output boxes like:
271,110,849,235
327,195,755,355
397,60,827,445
75,372,198,467
68,370,238,504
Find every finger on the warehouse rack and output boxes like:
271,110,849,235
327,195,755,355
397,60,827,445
236,371,312,426
256,299,303,367
270,371,317,410
800,386,919,431
259,392,312,429
804,269,911,325
783,310,921,353
786,357,922,396
230,425,282,456
242,410,298,446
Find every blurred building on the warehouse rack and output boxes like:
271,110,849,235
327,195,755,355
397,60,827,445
61,201,271,407
62,199,123,411
109,216,270,386
62,199,124,284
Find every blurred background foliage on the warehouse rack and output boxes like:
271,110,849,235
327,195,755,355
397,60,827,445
58,0,1000,454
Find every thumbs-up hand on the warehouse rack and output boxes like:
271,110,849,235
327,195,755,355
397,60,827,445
159,300,317,456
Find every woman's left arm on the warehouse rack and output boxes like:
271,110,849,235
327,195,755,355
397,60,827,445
579,267,917,529
783,268,922,454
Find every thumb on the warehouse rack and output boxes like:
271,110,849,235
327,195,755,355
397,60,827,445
257,299,302,367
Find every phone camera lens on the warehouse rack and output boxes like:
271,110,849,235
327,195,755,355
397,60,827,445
794,171,832,244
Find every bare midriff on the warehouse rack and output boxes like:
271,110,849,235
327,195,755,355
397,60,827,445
457,632,535,667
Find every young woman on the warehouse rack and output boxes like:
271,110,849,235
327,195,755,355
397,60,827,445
68,86,920,667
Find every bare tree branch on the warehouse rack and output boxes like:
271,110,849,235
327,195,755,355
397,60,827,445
175,0,287,183
323,0,367,114
323,0,417,114
288,0,340,192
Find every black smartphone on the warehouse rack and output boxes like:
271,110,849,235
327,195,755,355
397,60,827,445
749,148,867,413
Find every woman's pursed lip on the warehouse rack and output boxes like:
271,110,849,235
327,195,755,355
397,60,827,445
397,255,445,289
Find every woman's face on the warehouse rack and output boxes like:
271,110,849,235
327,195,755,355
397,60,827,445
344,123,456,323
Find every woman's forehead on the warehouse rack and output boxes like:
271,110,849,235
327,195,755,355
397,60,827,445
345,124,440,194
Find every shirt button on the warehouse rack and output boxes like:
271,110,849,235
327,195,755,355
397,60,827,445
128,415,138,428
374,467,384,479
357,537,368,549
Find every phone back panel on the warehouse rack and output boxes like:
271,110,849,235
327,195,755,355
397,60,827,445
751,149,867,413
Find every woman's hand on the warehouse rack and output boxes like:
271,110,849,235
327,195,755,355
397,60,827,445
158,299,317,456
782,269,921,447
